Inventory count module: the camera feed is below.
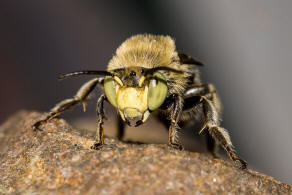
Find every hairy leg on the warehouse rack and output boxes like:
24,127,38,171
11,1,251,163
91,94,106,150
183,83,247,169
168,95,184,150
200,96,247,169
33,78,102,130
183,83,220,155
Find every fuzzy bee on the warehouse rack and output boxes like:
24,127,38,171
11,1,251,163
33,34,247,169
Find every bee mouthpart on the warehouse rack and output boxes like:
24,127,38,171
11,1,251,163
125,117,143,127
120,108,151,127
123,108,143,127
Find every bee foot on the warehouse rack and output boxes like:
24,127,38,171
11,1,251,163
168,143,184,151
32,121,45,132
234,158,248,170
90,142,103,150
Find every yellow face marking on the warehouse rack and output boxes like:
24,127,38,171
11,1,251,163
138,76,146,87
142,110,150,122
116,86,148,118
118,110,126,121
114,76,123,86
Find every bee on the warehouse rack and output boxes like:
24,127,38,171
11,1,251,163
33,34,247,169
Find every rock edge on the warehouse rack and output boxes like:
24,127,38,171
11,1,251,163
0,111,291,194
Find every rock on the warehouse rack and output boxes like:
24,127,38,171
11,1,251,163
0,111,291,194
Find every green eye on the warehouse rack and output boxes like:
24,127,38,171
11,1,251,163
104,76,117,107
148,72,168,110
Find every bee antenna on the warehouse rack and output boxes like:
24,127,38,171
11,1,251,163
144,67,183,75
58,70,113,80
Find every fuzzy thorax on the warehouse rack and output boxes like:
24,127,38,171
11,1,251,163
108,34,176,70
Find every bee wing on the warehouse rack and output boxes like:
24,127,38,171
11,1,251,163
178,53,204,66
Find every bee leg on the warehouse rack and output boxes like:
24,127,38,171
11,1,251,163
168,95,184,150
200,96,247,169
91,94,106,150
32,78,102,131
183,83,247,168
184,83,221,113
117,116,125,140
184,83,220,156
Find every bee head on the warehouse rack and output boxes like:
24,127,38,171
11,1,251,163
104,67,181,126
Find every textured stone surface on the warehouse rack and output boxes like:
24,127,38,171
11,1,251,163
0,111,291,194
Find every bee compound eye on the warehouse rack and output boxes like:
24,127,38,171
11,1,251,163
147,72,168,110
104,76,118,107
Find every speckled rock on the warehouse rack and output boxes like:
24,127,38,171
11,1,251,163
0,111,291,194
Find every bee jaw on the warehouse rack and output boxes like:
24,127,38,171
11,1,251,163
119,109,151,127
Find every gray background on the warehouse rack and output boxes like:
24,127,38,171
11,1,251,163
0,1,291,184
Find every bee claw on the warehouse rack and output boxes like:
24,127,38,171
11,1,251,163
90,142,103,150
169,143,184,151
238,159,248,170
233,157,248,170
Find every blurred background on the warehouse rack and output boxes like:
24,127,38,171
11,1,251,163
0,0,291,184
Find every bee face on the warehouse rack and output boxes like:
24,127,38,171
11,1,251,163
104,67,168,126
